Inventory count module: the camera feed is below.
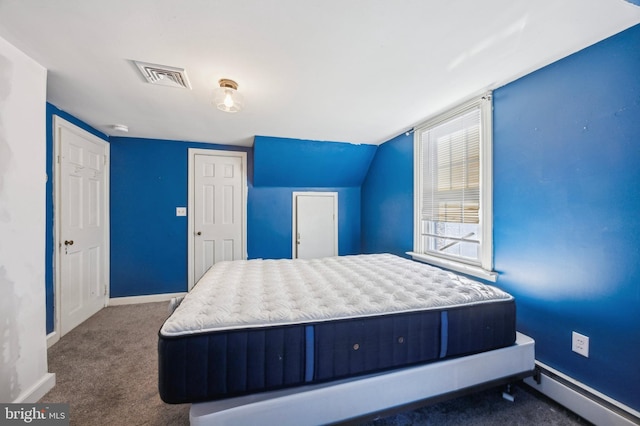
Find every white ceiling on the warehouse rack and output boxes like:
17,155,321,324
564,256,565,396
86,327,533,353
1,1,639,147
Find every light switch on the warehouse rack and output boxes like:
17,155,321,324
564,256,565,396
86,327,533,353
176,207,187,216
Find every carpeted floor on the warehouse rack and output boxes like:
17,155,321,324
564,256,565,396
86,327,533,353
41,302,190,425
40,302,591,425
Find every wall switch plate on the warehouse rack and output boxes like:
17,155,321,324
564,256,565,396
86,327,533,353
572,331,589,357
176,207,187,216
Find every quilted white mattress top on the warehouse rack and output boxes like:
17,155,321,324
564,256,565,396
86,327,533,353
161,254,512,336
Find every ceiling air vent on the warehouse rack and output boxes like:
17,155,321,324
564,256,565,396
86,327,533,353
134,61,191,89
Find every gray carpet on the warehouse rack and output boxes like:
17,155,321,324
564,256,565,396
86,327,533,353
41,302,189,425
40,302,591,425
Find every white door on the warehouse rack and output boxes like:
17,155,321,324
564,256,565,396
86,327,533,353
189,150,246,288
55,116,109,337
293,192,338,259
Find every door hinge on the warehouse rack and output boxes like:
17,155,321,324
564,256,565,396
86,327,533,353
104,284,108,296
104,155,107,166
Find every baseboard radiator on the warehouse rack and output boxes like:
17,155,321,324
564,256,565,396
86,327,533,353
524,362,640,426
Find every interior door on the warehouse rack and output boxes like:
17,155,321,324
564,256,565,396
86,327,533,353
56,117,109,337
192,152,246,285
294,192,338,259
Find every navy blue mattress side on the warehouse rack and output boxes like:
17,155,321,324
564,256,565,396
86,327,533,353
446,301,517,357
313,310,442,381
158,299,516,404
159,326,306,404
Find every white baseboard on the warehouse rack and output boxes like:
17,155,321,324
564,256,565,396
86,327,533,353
108,292,187,306
46,331,59,348
524,361,640,426
14,373,56,403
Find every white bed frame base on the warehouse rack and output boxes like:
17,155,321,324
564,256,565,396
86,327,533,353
190,332,535,425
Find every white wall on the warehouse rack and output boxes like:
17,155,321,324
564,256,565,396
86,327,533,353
0,35,54,403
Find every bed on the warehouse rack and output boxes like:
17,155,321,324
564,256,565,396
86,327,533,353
158,253,535,423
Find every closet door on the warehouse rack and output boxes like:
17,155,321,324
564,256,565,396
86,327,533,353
293,192,338,259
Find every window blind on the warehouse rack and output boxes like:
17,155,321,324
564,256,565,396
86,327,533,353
420,107,480,225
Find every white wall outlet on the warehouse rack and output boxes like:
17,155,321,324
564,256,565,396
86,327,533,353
572,331,589,358
176,207,187,217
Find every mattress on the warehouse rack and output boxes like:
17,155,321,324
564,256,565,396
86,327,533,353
158,254,516,404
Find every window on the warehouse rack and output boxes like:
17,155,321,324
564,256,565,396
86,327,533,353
410,94,496,281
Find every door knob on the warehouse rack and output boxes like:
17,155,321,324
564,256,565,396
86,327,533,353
64,240,74,246
196,231,202,236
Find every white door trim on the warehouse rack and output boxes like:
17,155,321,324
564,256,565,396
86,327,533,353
52,115,110,345
188,148,247,290
292,191,338,259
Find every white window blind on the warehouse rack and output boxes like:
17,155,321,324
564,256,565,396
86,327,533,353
421,107,480,227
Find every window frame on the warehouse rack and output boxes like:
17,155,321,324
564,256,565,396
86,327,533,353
409,93,497,282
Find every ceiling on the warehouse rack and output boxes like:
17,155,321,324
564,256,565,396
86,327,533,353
1,1,639,147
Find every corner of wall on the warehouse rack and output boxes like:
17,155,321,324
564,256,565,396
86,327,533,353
0,34,51,403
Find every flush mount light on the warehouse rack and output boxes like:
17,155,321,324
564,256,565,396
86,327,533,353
213,79,244,113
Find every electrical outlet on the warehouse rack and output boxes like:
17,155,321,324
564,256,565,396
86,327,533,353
176,207,187,217
572,331,589,358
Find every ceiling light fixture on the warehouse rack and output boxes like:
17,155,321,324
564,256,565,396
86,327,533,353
213,79,244,113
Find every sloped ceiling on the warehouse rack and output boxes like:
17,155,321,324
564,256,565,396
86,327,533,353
0,0,639,146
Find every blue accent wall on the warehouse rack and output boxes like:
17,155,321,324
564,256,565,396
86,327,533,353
110,135,369,295
110,137,250,297
361,132,413,257
45,104,109,333
361,24,640,410
249,136,375,259
492,24,640,410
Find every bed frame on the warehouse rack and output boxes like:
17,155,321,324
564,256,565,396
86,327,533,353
189,332,535,425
